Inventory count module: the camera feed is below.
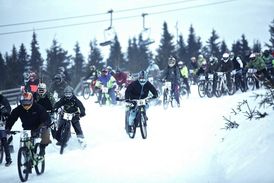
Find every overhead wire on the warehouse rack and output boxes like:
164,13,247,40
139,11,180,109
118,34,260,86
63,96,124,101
0,0,237,36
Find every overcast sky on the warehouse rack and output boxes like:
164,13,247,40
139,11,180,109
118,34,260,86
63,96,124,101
0,0,273,59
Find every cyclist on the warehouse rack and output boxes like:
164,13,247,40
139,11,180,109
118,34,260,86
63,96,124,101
57,66,71,83
125,70,158,132
161,56,181,107
217,53,234,90
0,93,12,166
6,92,51,157
83,65,99,96
33,83,56,112
50,73,69,98
262,49,274,77
95,67,117,105
146,59,160,79
178,61,191,95
53,86,86,147
246,53,274,88
189,56,199,84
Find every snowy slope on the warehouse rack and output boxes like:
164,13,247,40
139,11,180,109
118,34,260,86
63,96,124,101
0,86,274,183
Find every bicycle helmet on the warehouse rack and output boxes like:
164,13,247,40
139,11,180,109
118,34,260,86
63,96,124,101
37,83,47,96
138,70,148,85
222,53,230,63
20,92,33,110
64,86,74,99
229,52,235,60
54,74,63,83
58,66,65,73
178,61,184,68
168,56,176,67
249,53,256,60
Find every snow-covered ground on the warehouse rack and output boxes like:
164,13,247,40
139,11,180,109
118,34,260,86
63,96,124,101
1,85,274,183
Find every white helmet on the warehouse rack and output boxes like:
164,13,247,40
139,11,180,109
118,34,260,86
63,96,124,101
222,53,229,63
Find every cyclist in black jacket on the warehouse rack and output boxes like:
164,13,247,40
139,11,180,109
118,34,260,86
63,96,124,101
53,86,86,147
125,70,158,131
0,93,12,166
6,92,51,157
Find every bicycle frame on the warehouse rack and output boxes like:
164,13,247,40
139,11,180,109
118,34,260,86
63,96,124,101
17,130,45,182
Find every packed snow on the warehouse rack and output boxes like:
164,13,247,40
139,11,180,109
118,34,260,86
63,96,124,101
1,85,274,183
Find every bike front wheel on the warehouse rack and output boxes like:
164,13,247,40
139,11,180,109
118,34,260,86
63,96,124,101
0,144,3,164
198,82,206,98
82,86,91,100
163,89,169,109
59,121,71,154
17,147,30,182
34,143,45,175
139,113,147,139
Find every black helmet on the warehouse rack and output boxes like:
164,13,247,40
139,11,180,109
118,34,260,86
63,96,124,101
138,70,148,85
54,74,63,83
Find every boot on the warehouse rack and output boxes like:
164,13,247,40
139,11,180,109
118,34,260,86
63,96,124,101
39,144,46,156
5,157,12,167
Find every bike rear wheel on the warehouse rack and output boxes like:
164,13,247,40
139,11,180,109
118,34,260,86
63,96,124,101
17,147,30,182
34,143,45,175
82,86,91,100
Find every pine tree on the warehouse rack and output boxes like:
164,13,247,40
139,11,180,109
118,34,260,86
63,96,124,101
176,34,187,65
46,39,71,85
0,53,7,90
266,18,274,49
137,34,153,71
205,29,221,58
252,40,262,53
87,39,104,70
186,24,201,62
71,42,85,88
155,22,175,70
220,40,229,57
106,35,126,70
6,46,21,88
127,38,139,73
18,43,29,83
30,32,43,74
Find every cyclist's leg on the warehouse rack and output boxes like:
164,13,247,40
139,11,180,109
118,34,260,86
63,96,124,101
1,137,12,165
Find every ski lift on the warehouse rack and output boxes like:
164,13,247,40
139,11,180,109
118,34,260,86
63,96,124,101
139,13,155,46
100,10,115,46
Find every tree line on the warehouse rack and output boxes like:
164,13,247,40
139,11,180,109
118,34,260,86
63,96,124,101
0,19,274,90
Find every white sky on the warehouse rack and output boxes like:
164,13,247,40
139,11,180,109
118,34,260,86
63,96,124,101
0,0,274,60
0,86,274,182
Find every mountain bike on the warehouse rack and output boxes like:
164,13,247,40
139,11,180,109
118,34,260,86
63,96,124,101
125,98,151,139
82,78,96,100
99,86,111,106
162,81,175,109
246,68,262,90
17,130,45,182
215,72,236,97
55,111,77,154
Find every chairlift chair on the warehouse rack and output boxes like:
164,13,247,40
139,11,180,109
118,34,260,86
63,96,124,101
100,10,115,46
139,13,155,46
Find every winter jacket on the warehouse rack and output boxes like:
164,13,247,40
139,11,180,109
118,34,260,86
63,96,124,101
54,95,86,117
179,66,189,78
6,103,51,131
96,73,117,89
125,80,158,100
246,56,266,71
113,71,128,86
0,94,11,116
162,66,180,84
33,92,55,112
217,59,234,73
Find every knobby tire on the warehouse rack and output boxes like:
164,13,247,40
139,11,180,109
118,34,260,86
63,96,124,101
17,147,29,182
